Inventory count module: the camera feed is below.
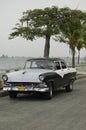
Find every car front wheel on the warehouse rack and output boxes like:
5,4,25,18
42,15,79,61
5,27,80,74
8,91,17,99
45,83,53,99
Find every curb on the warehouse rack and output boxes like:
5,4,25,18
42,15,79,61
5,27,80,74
0,90,8,97
0,75,86,97
76,74,86,80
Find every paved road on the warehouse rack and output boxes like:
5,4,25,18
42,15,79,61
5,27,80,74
0,78,86,130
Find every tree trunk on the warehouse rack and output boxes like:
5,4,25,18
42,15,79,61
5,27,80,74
71,46,75,68
78,50,80,64
44,35,50,57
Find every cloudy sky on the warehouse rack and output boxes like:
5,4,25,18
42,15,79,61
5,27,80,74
0,0,86,57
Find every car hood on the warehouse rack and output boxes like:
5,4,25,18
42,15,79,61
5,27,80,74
7,69,52,83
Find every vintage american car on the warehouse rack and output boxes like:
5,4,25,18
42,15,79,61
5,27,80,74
2,58,76,99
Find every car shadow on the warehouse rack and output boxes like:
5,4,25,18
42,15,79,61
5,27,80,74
11,89,69,101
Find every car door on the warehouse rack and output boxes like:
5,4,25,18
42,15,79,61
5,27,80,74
54,61,64,87
60,61,70,86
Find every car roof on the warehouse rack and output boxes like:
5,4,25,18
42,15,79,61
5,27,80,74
26,57,65,62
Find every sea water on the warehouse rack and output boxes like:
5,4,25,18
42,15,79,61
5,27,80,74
0,57,27,70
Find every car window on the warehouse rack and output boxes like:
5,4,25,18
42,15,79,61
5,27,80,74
32,61,38,68
25,60,54,69
61,61,67,69
55,62,61,70
25,61,31,69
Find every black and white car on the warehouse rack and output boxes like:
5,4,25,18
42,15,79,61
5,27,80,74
2,58,76,99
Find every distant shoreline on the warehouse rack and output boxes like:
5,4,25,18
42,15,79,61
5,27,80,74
0,56,86,70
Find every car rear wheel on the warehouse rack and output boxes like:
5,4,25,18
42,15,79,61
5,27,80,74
65,80,74,92
8,91,17,99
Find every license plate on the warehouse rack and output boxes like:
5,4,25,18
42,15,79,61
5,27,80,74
18,86,25,91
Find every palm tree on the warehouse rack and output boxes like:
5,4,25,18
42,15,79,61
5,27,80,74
55,7,86,67
77,39,84,64
77,21,86,64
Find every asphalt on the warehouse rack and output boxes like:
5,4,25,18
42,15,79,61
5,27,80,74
0,78,86,130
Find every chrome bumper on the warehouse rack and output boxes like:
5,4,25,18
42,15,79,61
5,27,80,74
3,83,49,92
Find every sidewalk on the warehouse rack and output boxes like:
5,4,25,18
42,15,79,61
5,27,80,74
76,65,86,75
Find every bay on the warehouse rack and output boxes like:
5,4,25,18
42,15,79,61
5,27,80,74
0,57,27,70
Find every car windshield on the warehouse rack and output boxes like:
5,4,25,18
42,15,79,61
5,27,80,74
25,59,54,70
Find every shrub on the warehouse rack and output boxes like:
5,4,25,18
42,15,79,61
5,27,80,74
0,79,4,89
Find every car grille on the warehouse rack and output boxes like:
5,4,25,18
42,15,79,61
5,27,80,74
7,82,38,86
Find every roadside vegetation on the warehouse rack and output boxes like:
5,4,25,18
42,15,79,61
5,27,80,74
9,6,86,67
0,79,4,89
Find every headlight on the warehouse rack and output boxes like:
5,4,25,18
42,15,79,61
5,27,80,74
39,75,44,81
2,75,8,82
